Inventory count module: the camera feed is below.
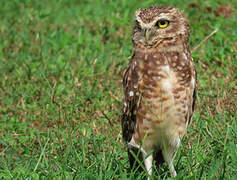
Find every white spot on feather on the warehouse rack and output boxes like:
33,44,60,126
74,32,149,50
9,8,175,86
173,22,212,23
162,65,170,72
161,65,176,104
185,104,188,112
163,79,172,91
181,61,186,66
178,66,183,70
183,53,188,60
129,91,134,97
191,77,195,88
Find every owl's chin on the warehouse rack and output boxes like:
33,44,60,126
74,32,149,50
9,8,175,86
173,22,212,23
134,39,162,49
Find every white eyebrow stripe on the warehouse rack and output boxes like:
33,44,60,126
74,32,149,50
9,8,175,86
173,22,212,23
136,15,171,28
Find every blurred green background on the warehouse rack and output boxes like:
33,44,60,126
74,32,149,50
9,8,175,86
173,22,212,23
0,0,236,179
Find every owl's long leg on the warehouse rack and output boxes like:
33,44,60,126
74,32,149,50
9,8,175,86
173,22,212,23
162,146,177,177
143,151,153,177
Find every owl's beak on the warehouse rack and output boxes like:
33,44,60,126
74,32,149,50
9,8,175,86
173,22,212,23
145,29,151,43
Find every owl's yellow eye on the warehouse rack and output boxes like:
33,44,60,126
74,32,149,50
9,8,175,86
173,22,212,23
157,20,169,28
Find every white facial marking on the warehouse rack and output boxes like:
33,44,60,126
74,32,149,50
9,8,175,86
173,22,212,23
129,91,134,97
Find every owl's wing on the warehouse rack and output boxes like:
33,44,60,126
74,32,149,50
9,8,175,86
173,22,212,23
121,58,140,143
187,66,197,125
188,74,197,124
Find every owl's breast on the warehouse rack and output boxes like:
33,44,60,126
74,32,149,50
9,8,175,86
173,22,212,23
133,52,195,150
138,64,181,121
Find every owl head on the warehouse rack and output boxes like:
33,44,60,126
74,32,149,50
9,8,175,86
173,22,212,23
133,6,190,47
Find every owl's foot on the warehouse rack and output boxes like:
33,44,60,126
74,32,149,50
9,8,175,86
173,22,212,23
170,163,177,177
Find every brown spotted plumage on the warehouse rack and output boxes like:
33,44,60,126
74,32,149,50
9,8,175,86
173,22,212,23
121,6,197,177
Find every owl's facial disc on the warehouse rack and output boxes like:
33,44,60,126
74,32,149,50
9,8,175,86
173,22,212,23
135,18,171,46
133,6,190,49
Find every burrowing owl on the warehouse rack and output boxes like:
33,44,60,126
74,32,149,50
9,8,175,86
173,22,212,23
122,6,197,177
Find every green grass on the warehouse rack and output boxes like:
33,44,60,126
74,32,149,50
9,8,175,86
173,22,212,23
0,0,236,179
